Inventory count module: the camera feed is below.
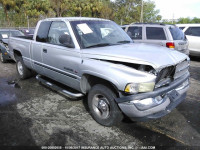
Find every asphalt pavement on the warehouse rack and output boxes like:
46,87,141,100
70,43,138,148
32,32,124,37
0,57,200,149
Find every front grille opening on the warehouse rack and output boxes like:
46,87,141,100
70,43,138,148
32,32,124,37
156,66,176,83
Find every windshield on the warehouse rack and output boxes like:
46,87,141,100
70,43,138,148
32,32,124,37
0,30,24,40
10,31,24,37
169,27,186,40
0,31,10,39
70,20,132,48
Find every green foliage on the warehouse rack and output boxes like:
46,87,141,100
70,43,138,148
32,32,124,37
112,0,160,25
1,0,199,28
143,0,160,23
162,17,200,24
177,17,200,24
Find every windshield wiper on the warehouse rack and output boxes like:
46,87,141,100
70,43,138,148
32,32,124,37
117,40,131,44
86,43,112,48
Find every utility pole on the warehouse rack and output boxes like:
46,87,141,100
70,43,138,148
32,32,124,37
27,16,29,29
140,0,143,23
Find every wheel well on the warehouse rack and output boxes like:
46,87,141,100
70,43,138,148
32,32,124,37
81,74,119,97
14,50,22,60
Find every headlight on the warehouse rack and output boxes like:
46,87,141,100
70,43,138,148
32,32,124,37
125,82,155,94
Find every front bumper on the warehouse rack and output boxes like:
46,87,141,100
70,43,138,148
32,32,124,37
116,73,190,121
1,48,12,60
3,52,12,60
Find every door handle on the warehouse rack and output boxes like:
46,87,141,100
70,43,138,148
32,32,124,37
43,49,47,53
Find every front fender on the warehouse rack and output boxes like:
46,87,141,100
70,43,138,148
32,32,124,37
80,58,156,92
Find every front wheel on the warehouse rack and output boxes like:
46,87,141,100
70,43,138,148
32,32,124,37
16,57,32,79
0,52,6,63
88,84,123,126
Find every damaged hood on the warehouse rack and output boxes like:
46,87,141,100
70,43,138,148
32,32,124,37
81,43,188,69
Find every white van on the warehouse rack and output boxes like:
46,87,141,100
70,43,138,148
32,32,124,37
176,24,200,56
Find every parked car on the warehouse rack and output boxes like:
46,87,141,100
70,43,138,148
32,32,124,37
19,28,35,36
9,17,189,126
176,24,200,56
123,23,189,55
0,29,24,63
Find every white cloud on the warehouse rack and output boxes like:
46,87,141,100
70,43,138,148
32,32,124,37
153,0,200,19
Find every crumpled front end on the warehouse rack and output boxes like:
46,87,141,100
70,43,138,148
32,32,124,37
116,59,190,121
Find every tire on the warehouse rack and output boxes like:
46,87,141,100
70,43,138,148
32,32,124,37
16,56,32,79
0,52,6,63
88,84,123,126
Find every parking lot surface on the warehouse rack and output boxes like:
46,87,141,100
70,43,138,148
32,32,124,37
0,57,200,149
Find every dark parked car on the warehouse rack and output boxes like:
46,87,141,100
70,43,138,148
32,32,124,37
19,28,35,36
0,29,24,63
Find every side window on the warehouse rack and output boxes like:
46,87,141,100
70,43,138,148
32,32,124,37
47,21,74,47
185,27,200,37
127,26,142,40
36,21,52,42
121,27,126,30
146,27,166,40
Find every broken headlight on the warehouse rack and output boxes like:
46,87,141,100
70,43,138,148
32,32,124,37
124,82,155,94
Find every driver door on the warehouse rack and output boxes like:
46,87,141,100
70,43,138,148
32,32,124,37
42,21,81,90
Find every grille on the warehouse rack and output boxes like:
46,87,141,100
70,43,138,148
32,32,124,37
174,60,189,79
155,60,189,88
156,66,175,83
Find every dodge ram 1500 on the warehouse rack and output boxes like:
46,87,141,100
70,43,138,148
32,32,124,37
9,17,190,126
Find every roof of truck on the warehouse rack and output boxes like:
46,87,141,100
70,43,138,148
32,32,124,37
42,17,110,22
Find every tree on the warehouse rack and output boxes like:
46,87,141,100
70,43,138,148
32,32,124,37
156,15,162,22
50,0,69,17
100,1,115,20
177,17,191,24
191,17,200,23
114,0,140,25
0,0,16,26
143,0,160,22
112,0,160,24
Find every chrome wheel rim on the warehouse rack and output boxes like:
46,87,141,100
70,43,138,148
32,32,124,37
92,94,110,119
17,61,23,76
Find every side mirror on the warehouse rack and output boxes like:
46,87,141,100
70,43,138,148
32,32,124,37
59,34,75,48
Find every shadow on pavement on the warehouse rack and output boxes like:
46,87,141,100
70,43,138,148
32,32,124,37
189,66,200,81
177,97,200,136
0,105,37,146
189,56,200,62
117,121,185,147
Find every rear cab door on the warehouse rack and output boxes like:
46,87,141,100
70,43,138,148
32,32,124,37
31,21,52,75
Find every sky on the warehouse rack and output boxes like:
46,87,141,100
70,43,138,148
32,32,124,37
153,0,200,20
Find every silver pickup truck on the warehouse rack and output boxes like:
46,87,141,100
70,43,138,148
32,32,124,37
8,17,190,126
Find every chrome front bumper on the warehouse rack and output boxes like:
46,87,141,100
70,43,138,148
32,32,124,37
116,74,190,120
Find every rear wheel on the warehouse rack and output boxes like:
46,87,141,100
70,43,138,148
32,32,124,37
88,84,123,126
0,52,6,63
16,57,32,79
